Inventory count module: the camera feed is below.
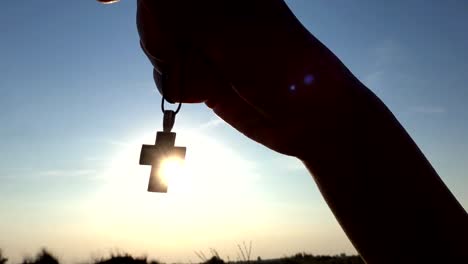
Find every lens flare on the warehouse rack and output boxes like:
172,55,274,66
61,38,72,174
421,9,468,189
304,74,315,85
97,0,120,4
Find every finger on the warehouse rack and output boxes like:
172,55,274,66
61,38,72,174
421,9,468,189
137,0,179,63
150,46,234,104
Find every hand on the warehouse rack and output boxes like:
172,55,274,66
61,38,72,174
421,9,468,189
137,2,468,263
137,0,363,158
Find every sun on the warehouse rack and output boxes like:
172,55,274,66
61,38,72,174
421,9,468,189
92,128,260,213
158,157,188,193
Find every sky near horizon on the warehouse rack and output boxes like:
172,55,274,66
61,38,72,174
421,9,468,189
1,0,467,263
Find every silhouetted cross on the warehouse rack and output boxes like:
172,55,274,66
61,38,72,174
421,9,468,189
139,111,186,193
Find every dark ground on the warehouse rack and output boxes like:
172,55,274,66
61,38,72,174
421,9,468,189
0,250,364,264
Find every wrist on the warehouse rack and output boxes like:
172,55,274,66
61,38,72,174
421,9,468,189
283,31,371,161
295,79,376,163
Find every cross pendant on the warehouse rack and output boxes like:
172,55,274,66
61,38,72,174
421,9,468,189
139,110,186,193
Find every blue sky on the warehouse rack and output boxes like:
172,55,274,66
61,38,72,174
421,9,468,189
1,0,467,263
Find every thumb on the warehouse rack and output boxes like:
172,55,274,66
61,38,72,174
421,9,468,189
150,46,230,104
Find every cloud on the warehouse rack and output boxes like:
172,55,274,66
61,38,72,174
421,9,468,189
410,106,447,114
363,39,401,90
275,156,304,172
98,117,225,150
38,169,96,177
363,70,384,88
373,40,399,66
84,156,107,162
193,117,224,131
105,139,133,147
1,168,97,180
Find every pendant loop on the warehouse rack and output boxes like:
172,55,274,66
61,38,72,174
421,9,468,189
163,110,176,132
161,96,182,115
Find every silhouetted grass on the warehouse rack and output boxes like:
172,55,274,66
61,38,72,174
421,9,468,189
0,249,8,264
19,249,59,264
0,249,363,264
93,253,158,264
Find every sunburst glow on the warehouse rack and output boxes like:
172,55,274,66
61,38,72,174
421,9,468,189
158,157,187,193
81,127,272,254
92,128,260,207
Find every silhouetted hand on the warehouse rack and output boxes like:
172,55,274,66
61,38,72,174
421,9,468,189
137,0,362,159
137,1,468,263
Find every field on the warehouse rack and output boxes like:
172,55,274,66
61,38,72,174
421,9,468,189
0,250,364,264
